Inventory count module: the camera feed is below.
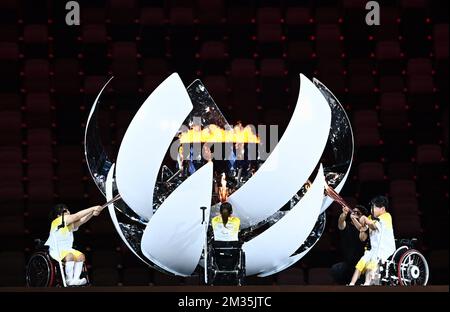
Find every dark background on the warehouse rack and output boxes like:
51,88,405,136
0,0,448,286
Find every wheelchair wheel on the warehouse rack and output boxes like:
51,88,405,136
26,251,56,287
397,249,429,286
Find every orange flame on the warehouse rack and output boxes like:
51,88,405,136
179,125,260,143
218,173,228,203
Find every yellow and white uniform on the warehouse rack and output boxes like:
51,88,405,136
211,215,240,241
356,212,396,272
45,216,82,262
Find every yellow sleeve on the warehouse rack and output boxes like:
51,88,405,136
211,216,220,228
50,217,62,231
379,212,393,229
50,216,73,232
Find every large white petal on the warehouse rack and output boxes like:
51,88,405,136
115,73,193,220
228,74,331,228
140,162,213,276
243,165,326,276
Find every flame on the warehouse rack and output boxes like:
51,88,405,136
218,173,228,203
179,125,260,143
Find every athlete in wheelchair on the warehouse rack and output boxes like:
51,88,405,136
375,238,429,286
26,203,103,287
206,202,245,285
349,196,429,286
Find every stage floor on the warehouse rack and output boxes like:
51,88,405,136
1,286,448,292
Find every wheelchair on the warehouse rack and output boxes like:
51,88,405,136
375,238,429,286
26,239,89,287
206,241,246,286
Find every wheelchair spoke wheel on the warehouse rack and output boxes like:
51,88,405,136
26,252,55,287
397,249,429,286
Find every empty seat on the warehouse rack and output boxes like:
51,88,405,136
203,75,228,102
358,162,385,182
23,24,48,57
394,215,422,237
408,75,434,94
196,0,225,25
199,41,226,60
27,128,52,146
27,164,54,203
255,7,282,56
0,215,25,236
257,7,281,25
27,145,53,166
348,75,375,96
317,60,344,78
198,41,227,73
376,41,402,60
416,144,443,164
53,58,81,94
227,4,256,56
391,198,420,217
0,93,20,110
376,41,403,75
286,41,313,62
389,180,417,199
0,161,24,214
24,59,50,92
407,58,433,76
229,59,257,113
260,58,286,108
348,58,374,75
0,111,22,147
0,42,20,89
315,7,339,23
139,8,166,57
379,76,405,92
388,162,415,180
81,7,106,24
285,7,312,40
0,163,22,184
25,93,52,128
23,25,48,43
230,58,256,78
108,0,137,25
111,42,137,61
434,24,449,60
354,110,379,129
82,24,107,44
353,111,380,146
379,92,408,130
316,24,342,58
373,8,400,41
